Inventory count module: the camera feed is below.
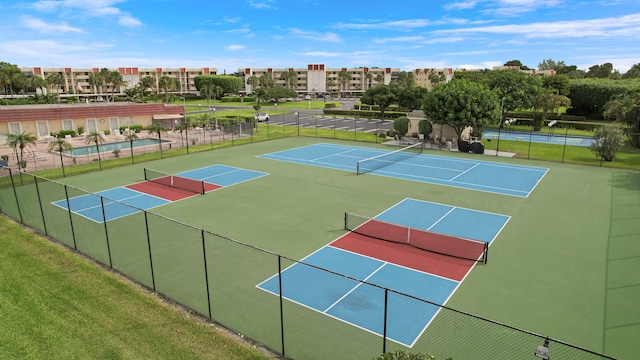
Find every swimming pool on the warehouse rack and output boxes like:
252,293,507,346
482,130,595,147
63,138,172,156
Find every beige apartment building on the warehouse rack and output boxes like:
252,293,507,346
238,64,398,96
21,67,218,97
18,64,555,99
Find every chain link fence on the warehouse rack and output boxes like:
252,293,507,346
0,169,617,360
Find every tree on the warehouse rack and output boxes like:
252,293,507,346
542,74,571,96
88,72,103,95
587,62,614,79
125,132,139,164
393,116,411,137
338,69,351,94
99,68,111,100
266,86,296,102
567,79,630,118
247,75,259,91
84,131,106,170
31,76,47,95
374,73,384,85
418,119,432,139
280,68,297,90
147,122,168,158
423,79,500,140
604,90,640,148
396,71,415,87
504,59,530,70
139,76,156,102
46,73,65,103
252,87,267,114
0,62,22,99
47,136,73,177
395,86,428,111
365,72,373,90
482,69,540,121
326,78,337,94
193,75,242,95
360,84,397,120
158,76,177,103
622,63,640,79
258,73,275,89
538,59,565,71
107,70,125,100
12,73,29,95
5,131,37,170
533,88,571,130
589,125,626,161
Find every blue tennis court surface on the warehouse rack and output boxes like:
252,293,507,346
52,164,268,223
259,143,548,197
258,247,457,347
52,187,169,222
258,198,510,347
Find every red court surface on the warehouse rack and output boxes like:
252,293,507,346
125,181,222,201
330,233,477,281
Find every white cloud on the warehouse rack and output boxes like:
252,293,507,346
248,0,277,9
332,19,432,31
373,36,425,44
301,51,343,57
22,15,83,33
225,24,252,34
282,28,342,42
433,13,640,39
444,0,481,11
118,15,142,27
225,45,245,51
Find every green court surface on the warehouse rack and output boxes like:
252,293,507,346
4,137,638,359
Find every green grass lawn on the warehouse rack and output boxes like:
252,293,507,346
0,216,273,360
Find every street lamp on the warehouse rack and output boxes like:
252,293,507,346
181,97,189,154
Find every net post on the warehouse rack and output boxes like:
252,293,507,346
143,168,148,181
201,181,205,195
344,212,348,230
483,242,489,264
356,162,360,175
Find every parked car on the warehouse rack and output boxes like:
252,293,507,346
255,113,270,122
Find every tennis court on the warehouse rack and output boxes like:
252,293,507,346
258,198,510,346
258,143,548,197
52,164,268,222
4,136,634,359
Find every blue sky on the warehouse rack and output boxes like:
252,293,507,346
1,0,639,73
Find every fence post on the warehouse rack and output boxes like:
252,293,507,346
8,168,24,224
278,255,286,357
63,185,78,250
382,288,389,354
144,211,157,292
201,229,213,319
33,176,49,236
100,197,113,268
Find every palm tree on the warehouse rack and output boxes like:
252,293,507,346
125,132,139,164
158,76,176,103
31,76,47,95
99,68,111,101
0,62,22,99
139,76,156,102
85,131,106,170
46,73,65,103
247,75,259,93
107,70,125,100
365,72,373,90
88,72,103,95
5,132,37,170
375,73,384,85
326,78,336,95
47,136,73,177
147,122,168,158
338,69,350,95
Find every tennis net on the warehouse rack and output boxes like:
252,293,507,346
143,168,205,195
344,212,488,263
356,142,424,175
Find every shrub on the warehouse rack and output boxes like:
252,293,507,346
58,130,76,138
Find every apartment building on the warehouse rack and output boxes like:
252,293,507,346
238,65,398,96
21,67,218,97
413,68,455,90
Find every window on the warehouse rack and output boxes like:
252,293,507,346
62,119,73,131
